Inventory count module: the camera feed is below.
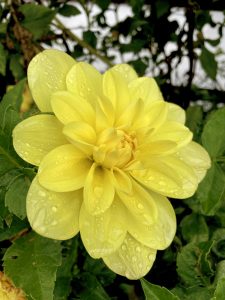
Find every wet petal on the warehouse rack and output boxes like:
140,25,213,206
66,62,102,105
167,103,185,124
111,168,132,194
12,114,67,166
38,144,91,192
128,77,164,105
109,64,137,84
28,49,75,112
103,68,131,117
63,121,96,156
79,199,127,258
118,180,158,226
84,163,115,215
27,177,82,240
103,233,157,279
177,141,211,182
150,121,193,149
132,155,198,199
51,91,95,125
126,193,176,249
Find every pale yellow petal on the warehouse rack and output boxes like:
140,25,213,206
28,49,75,112
167,103,186,124
66,62,102,105
51,91,95,125
79,199,127,258
117,180,158,226
63,121,96,156
126,193,176,249
133,101,168,133
177,141,211,182
27,177,82,240
103,233,157,279
103,68,131,117
132,155,198,199
150,121,193,149
128,77,164,104
111,168,132,194
38,144,91,192
109,64,138,84
83,163,115,215
12,114,67,166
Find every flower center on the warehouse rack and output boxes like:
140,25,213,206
93,128,137,169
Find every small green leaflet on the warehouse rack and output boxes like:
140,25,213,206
3,232,62,300
140,278,180,300
199,46,217,80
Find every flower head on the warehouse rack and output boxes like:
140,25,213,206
13,49,210,279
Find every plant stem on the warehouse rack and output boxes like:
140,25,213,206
54,18,114,67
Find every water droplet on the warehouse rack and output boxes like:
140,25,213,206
136,246,141,252
138,263,143,268
132,256,137,262
39,226,47,233
52,206,57,212
121,244,126,251
137,203,144,210
38,190,46,197
51,220,57,226
94,186,103,198
159,180,165,186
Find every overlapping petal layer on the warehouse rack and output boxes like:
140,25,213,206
27,177,82,240
12,49,211,280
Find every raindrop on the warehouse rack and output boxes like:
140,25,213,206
137,203,144,210
38,190,46,197
51,220,57,226
132,256,137,262
94,186,103,198
52,206,57,212
136,246,141,252
121,244,126,251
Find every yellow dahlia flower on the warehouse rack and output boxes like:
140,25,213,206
12,49,210,279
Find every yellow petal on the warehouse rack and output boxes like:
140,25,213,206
177,141,211,182
150,121,193,149
63,121,96,156
38,144,91,192
126,192,176,249
84,163,115,215
103,233,157,279
51,91,95,125
111,168,132,194
128,77,164,105
28,49,75,112
117,180,158,226
103,68,131,117
167,103,185,124
66,62,102,105
27,177,82,240
132,155,198,199
12,114,67,166
109,64,138,84
79,199,127,258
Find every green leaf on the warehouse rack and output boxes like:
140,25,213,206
185,105,203,142
196,162,225,215
140,278,180,300
3,232,62,300
5,174,31,219
79,273,111,300
181,214,209,243
9,54,25,80
201,107,225,158
54,238,79,300
177,241,214,287
19,4,55,39
0,42,7,75
199,46,217,80
211,229,225,258
155,0,170,18
0,217,28,241
58,4,80,17
83,30,97,48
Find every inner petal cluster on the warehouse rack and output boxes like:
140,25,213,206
93,128,137,169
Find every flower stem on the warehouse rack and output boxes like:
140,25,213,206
54,18,114,67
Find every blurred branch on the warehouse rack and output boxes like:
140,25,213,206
54,18,114,67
